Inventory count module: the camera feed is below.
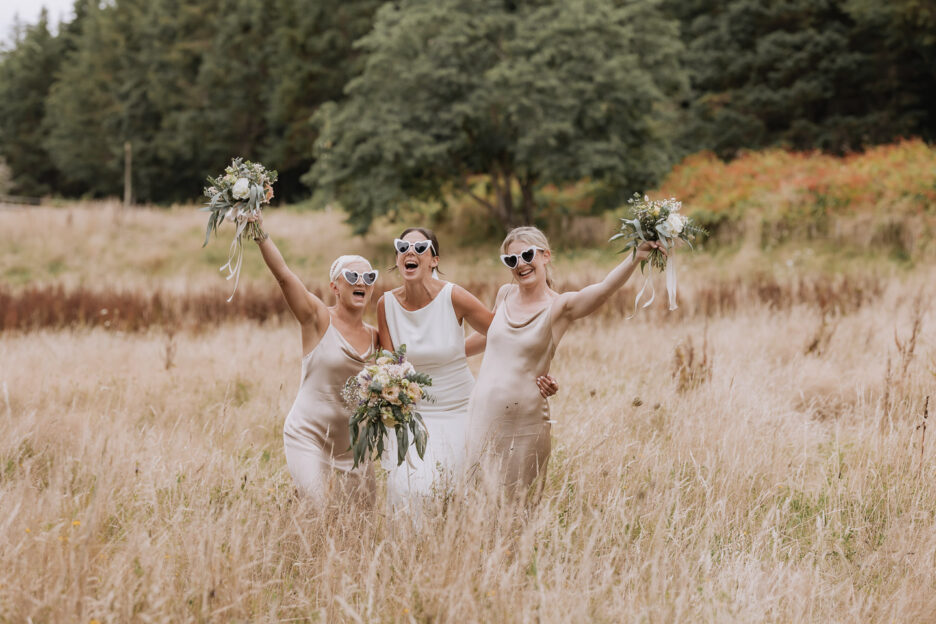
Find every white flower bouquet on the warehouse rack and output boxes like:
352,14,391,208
611,194,705,311
342,344,431,467
202,158,278,301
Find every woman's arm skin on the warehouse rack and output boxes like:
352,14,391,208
465,332,486,357
463,281,510,356
451,284,495,335
554,241,664,328
376,295,394,351
256,236,329,354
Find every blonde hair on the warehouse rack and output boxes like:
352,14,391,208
329,255,372,283
500,226,554,289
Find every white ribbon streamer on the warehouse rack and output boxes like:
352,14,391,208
220,215,250,302
628,247,678,318
627,271,655,319
666,252,678,311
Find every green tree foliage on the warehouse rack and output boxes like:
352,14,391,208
263,0,381,198
667,0,936,158
22,0,377,203
0,11,63,195
305,0,687,232
1,0,933,212
45,0,154,198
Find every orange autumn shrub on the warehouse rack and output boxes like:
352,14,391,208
657,139,936,236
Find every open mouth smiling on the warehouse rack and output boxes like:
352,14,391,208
352,289,366,298
404,260,419,271
517,267,534,277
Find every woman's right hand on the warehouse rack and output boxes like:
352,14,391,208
247,212,267,242
247,212,264,228
634,240,665,262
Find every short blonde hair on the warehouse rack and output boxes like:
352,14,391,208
500,226,554,288
329,255,372,282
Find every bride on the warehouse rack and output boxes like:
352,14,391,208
376,227,557,504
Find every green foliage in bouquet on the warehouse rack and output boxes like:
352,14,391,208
611,193,706,271
202,157,278,247
201,158,278,301
343,344,431,468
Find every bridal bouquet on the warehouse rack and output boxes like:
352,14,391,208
610,194,705,312
201,158,278,301
343,345,431,468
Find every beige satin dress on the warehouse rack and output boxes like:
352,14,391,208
467,285,558,496
283,323,375,503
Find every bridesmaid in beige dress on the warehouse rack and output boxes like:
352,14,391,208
251,214,379,504
467,226,663,498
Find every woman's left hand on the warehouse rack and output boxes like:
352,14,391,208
537,374,559,398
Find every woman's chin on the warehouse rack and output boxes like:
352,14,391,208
342,296,368,308
401,268,423,281
516,271,538,286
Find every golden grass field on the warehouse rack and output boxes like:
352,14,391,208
2,203,935,622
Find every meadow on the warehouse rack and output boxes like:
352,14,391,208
2,145,936,622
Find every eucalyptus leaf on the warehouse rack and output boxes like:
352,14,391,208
395,425,408,466
414,420,427,459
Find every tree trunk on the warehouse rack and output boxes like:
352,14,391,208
462,166,523,231
493,165,514,229
519,175,536,225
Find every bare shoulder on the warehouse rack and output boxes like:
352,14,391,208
496,283,515,297
493,282,514,308
451,282,479,303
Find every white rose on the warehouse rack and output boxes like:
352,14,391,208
665,213,685,235
232,177,251,200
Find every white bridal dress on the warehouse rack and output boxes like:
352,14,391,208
382,281,474,505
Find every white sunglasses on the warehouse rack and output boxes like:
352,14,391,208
394,238,435,255
341,269,379,286
500,246,543,269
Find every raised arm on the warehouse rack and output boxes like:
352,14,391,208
256,235,327,327
556,241,664,324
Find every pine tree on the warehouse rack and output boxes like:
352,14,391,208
0,10,63,195
667,0,935,157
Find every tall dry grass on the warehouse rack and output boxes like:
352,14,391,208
2,276,935,621
3,202,936,622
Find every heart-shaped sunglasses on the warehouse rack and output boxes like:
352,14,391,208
341,269,379,286
394,238,435,255
500,246,543,269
